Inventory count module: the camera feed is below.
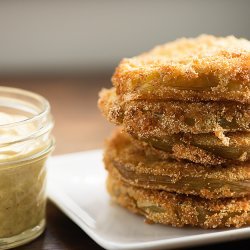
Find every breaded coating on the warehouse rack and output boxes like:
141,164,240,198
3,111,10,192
104,130,250,199
107,175,250,229
112,35,250,103
99,88,250,135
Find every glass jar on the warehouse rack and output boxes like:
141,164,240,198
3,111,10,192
0,87,54,249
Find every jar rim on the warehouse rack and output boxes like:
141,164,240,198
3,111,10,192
0,86,50,128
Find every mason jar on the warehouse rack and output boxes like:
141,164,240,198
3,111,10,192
0,86,54,249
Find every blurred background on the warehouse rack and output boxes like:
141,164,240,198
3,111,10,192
0,0,249,154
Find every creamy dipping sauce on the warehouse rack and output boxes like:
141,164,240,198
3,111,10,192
0,112,49,238
0,87,54,249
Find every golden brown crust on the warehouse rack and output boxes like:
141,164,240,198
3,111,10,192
107,174,250,229
98,88,250,136
104,130,250,199
112,35,250,103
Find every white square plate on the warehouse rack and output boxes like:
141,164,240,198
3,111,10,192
47,150,250,250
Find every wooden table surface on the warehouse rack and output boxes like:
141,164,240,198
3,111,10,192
1,76,249,250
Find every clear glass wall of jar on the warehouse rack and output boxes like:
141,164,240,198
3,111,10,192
0,87,54,249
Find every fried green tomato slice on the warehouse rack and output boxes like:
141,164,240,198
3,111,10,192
112,35,250,104
99,88,250,165
98,88,250,136
104,130,250,199
134,132,250,165
107,175,250,229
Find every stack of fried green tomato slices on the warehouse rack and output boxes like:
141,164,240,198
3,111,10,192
98,35,250,229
